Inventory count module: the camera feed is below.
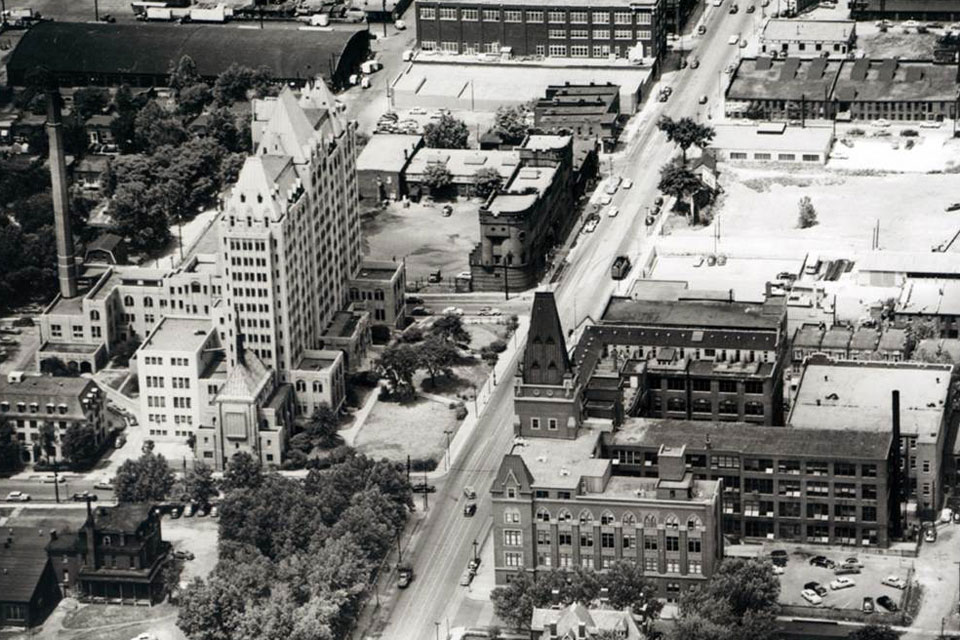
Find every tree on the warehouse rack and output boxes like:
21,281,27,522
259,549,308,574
213,64,274,106
491,570,539,630
423,113,469,149
604,561,663,621
375,343,420,400
61,423,99,469
432,313,470,344
0,421,24,474
797,196,818,229
72,87,111,121
494,104,531,144
221,451,263,491
184,462,218,506
848,625,901,640
474,166,503,198
418,335,459,387
134,100,187,153
38,422,57,462
657,116,715,165
303,404,344,450
114,452,175,502
658,160,705,225
177,575,248,640
169,55,202,94
178,83,213,117
421,163,453,194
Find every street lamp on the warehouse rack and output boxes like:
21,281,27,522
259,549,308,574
473,539,479,563
434,621,440,640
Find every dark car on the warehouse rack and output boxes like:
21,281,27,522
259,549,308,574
71,492,98,502
173,550,195,561
463,501,477,517
810,556,836,569
746,4,755,11
410,306,430,316
697,24,707,34
406,295,424,305
397,564,414,588
804,581,828,597
877,595,898,612
729,4,739,12
412,482,437,494
770,550,788,567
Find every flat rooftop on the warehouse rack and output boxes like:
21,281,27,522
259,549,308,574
834,59,958,103
423,0,657,6
644,254,805,302
898,278,960,317
711,123,834,154
762,19,855,43
609,417,894,461
601,296,783,330
517,429,608,490
488,165,558,215
728,57,842,102
353,262,401,281
600,474,719,502
356,133,423,174
857,250,960,276
789,360,951,441
523,134,571,151
324,311,362,338
140,316,212,352
405,147,520,181
38,342,100,354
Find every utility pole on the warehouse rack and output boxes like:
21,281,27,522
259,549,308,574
443,429,452,470
473,538,479,563
94,0,99,21
53,461,60,504
422,469,429,511
397,532,403,564
503,253,511,301
381,0,387,37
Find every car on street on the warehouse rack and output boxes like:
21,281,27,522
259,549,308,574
463,501,477,517
863,597,875,614
398,564,414,588
882,576,907,589
830,577,856,591
877,595,898,612
843,557,863,568
924,527,937,543
739,39,748,47
747,3,755,10
698,24,707,34
585,219,599,233
770,550,788,566
464,486,477,500
728,34,739,45
5,491,30,502
729,3,739,11
773,565,784,575
622,178,633,189
810,556,836,569
71,492,98,502
804,581,828,597
40,474,66,484
713,0,722,5
605,177,621,195
690,58,700,68
94,478,114,490
801,589,823,605
412,482,437,494
460,570,474,586
173,550,195,561
654,195,664,206
645,215,656,226
607,207,619,218
468,557,481,572
699,95,708,104
477,307,501,316
442,306,464,316
600,194,613,206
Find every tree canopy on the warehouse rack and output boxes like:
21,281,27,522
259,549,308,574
0,421,23,474
657,116,715,165
61,423,99,469
114,452,176,502
375,343,420,401
494,104,531,145
423,113,470,149
184,461,218,505
221,451,263,492
848,625,901,640
474,166,503,198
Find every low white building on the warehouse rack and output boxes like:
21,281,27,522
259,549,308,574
710,122,834,164
760,19,856,58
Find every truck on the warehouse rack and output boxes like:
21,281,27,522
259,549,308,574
397,564,414,588
611,255,632,280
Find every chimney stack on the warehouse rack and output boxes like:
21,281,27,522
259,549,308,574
578,622,586,638
890,390,903,538
46,89,79,299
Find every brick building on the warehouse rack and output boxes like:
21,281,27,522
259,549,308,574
0,374,107,465
414,0,665,64
0,528,62,627
491,429,724,598
469,136,577,292
574,295,789,425
605,418,896,547
534,83,622,151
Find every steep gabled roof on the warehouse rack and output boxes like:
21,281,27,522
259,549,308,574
218,349,271,401
491,454,533,495
0,527,54,603
523,291,572,385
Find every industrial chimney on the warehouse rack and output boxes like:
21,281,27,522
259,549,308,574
45,89,78,299
890,390,903,539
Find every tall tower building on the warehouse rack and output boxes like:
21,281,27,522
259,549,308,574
219,84,361,376
46,90,78,299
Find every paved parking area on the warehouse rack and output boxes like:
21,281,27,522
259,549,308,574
161,513,219,585
773,548,911,612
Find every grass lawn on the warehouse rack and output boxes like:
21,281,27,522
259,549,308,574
355,394,460,462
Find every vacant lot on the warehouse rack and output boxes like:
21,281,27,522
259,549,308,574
857,31,937,59
830,126,960,173
355,394,461,462
162,515,219,585
664,169,960,259
361,199,478,285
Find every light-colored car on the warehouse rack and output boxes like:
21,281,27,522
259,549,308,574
843,557,864,568
881,576,907,590
622,179,633,189
773,565,785,575
442,306,464,316
728,34,739,45
830,577,856,590
801,589,823,605
600,194,613,206
607,207,620,218
6,491,30,502
873,119,891,128
924,527,937,543
585,219,599,233
739,39,748,47
459,570,474,586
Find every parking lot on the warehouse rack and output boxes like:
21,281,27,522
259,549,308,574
160,511,220,585
772,547,911,615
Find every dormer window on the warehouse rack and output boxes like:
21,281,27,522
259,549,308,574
103,536,111,546
29,403,38,413
0,402,8,412
46,404,55,414
506,487,517,499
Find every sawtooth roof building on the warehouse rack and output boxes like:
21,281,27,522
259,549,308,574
5,21,370,88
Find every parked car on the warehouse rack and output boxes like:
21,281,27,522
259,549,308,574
747,4,755,11
834,564,861,575
607,207,620,218
71,492,98,502
729,3,739,12
40,474,66,484
882,576,907,589
605,177,621,195
699,95,708,104
877,595,898,612
173,550,195,561
170,507,182,519
843,557,863,568
924,527,937,543
830,577,856,590
810,556,836,569
863,597,875,614
585,219,599,233
770,550,788,566
94,478,114,490
209,505,219,518
398,564,414,588
115,434,126,449
406,295,424,305
804,581,828,597
739,39,748,47
773,565,785,575
600,194,613,206
468,557,481,572
410,306,430,316
412,482,437,494
697,24,707,34
184,503,195,517
5,491,30,502
622,178,633,189
460,570,474,586
801,589,823,605
690,58,700,68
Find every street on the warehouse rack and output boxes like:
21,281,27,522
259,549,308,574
371,4,764,640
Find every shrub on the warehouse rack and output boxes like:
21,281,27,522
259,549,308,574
900,129,919,137
280,449,307,470
848,128,866,137
409,457,438,472
399,326,425,343
488,339,507,353
350,370,381,387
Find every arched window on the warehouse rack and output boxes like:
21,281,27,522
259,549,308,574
312,381,322,393
90,310,100,321
123,295,134,306
643,514,657,529
687,515,703,530
557,508,573,523
143,297,154,308
622,512,637,526
600,510,616,526
295,380,306,392
578,509,594,524
665,514,680,529
536,508,552,523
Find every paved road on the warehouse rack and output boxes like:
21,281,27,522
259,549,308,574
375,6,764,640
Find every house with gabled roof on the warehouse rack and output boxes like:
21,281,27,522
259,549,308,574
532,602,645,640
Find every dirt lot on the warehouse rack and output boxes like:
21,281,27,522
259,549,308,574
857,30,937,59
354,394,461,462
773,548,911,613
361,199,479,285
160,514,219,585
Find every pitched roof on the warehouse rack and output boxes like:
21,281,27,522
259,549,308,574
0,527,55,603
531,603,643,639
0,376,100,420
217,349,271,401
90,503,154,533
523,291,572,385
492,454,534,494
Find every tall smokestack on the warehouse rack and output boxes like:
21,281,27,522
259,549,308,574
890,390,903,539
46,89,78,299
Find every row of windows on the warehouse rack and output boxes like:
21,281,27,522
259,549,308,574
728,151,821,162
421,6,649,24
524,507,704,529
547,28,649,39
529,553,703,574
